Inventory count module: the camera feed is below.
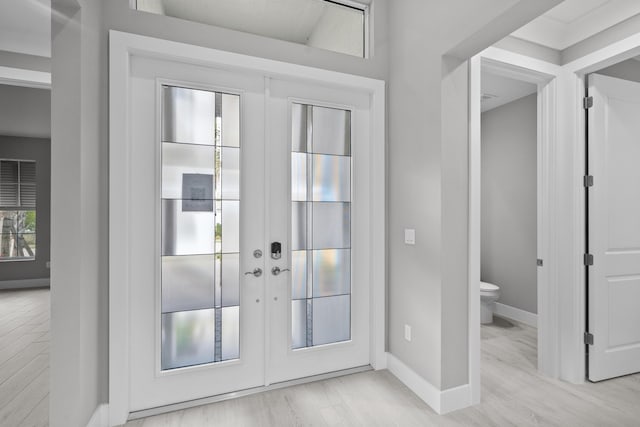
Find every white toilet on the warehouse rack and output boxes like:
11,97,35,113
480,281,500,324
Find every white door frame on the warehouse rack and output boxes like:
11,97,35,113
556,32,640,384
469,47,561,403
470,34,640,397
108,30,386,426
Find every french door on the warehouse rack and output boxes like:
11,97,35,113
125,54,371,413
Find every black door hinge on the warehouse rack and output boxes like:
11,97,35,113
584,96,594,109
584,332,594,345
584,253,594,266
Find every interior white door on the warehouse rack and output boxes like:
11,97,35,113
266,78,371,384
587,73,640,381
128,55,266,411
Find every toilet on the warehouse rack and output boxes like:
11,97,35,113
480,281,500,324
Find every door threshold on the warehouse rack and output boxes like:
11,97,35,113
128,365,373,421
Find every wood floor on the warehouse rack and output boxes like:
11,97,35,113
0,288,49,427
125,316,640,427
2,289,640,427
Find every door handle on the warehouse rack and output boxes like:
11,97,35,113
245,268,263,278
271,267,291,276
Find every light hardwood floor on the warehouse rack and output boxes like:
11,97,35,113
3,289,640,427
0,288,49,427
125,316,640,427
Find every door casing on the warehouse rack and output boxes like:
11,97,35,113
108,30,386,426
471,33,640,391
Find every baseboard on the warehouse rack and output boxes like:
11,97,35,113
440,383,472,414
494,302,537,328
86,404,109,427
386,353,472,415
0,278,49,290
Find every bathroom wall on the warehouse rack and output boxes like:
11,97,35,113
596,58,640,83
481,93,537,314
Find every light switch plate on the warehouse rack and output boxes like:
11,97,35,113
404,229,416,245
404,324,412,342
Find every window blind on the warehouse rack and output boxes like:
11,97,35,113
0,160,36,208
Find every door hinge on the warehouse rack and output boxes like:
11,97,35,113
537,259,544,267
584,175,594,188
584,96,594,109
584,332,594,346
584,253,594,266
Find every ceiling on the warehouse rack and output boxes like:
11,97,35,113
481,70,537,113
512,0,640,50
139,0,364,50
0,0,50,57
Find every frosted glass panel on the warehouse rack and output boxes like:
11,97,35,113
291,202,307,251
313,295,350,346
291,102,351,350
162,199,215,256
291,250,307,300
292,103,308,152
221,147,240,200
160,86,242,370
162,143,214,200
312,202,350,249
162,86,216,145
162,255,215,313
291,153,307,202
220,201,240,253
313,250,350,298
291,300,307,349
220,253,240,307
221,306,240,360
221,94,240,147
312,106,351,156
312,155,350,202
161,309,215,370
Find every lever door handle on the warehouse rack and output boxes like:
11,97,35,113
271,267,291,276
245,268,263,277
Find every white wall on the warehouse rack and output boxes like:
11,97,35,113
596,58,640,83
0,84,50,138
306,4,364,57
481,94,537,314
387,0,560,391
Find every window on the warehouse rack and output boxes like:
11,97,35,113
0,160,36,261
134,0,368,58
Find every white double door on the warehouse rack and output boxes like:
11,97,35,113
127,55,371,412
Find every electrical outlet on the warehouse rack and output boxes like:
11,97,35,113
404,324,412,342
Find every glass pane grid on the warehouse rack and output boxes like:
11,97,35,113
161,86,241,370
291,103,352,350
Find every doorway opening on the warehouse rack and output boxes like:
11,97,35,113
469,51,559,403
479,67,539,357
0,82,51,426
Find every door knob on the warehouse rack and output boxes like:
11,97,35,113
245,268,263,277
271,266,291,276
